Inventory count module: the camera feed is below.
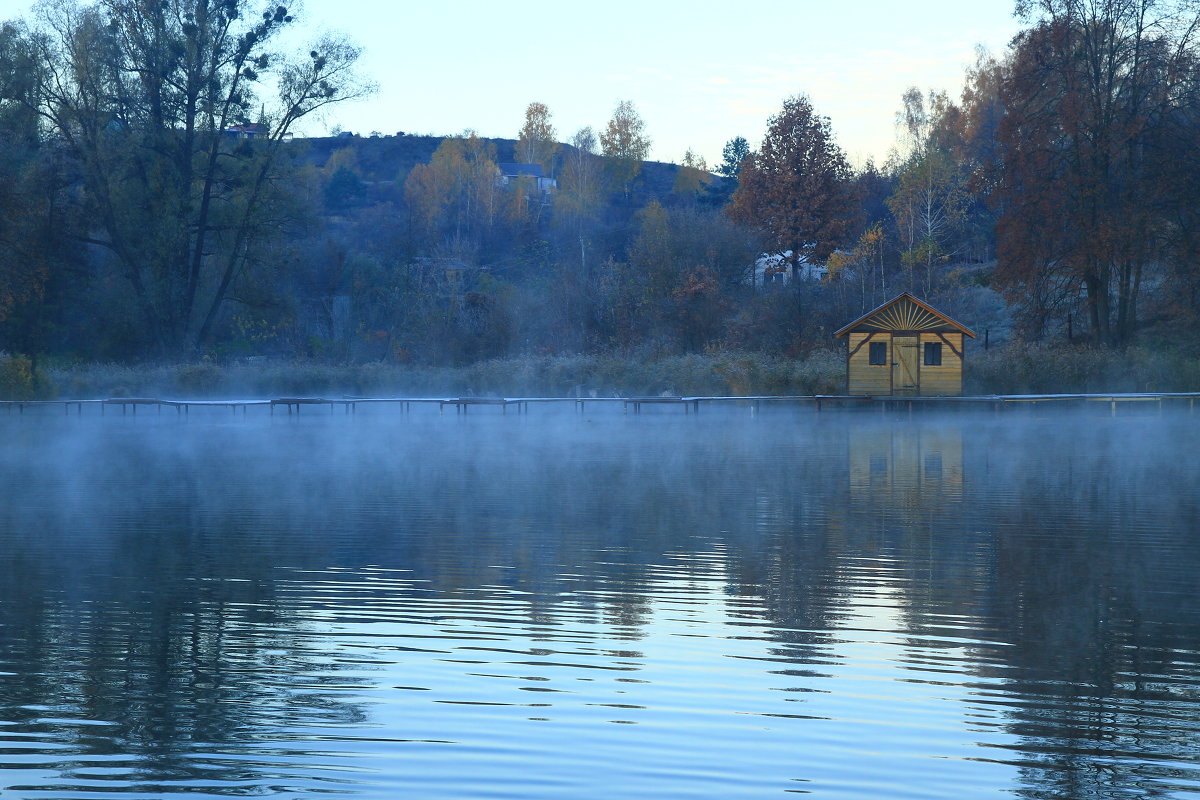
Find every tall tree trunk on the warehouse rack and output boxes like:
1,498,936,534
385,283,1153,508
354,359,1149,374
1085,271,1111,345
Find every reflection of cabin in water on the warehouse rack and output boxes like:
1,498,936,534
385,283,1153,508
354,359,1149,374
849,427,963,504
834,293,976,396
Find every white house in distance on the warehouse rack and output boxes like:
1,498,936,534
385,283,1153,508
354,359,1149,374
751,251,828,287
223,123,292,141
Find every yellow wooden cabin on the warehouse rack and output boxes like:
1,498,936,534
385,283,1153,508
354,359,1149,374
834,293,976,396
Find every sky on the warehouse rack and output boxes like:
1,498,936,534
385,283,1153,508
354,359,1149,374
0,0,1025,168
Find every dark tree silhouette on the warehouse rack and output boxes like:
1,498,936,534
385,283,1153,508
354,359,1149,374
995,0,1200,345
2,0,370,354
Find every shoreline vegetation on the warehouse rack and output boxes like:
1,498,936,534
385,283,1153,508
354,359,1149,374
4,3,1200,410
3,345,1200,402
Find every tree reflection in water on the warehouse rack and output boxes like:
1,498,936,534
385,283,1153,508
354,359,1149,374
0,410,1196,797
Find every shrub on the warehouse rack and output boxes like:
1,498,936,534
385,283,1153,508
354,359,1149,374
0,354,54,400
49,343,1200,401
175,362,225,396
262,351,850,398
966,342,1200,394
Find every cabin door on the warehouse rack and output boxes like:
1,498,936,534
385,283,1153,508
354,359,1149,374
892,336,920,395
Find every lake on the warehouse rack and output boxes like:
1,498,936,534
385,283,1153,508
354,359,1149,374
1,405,1198,798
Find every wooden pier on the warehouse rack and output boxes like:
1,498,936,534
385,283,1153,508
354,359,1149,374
2,392,1198,417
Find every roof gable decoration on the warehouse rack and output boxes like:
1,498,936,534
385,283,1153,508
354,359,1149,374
834,293,976,338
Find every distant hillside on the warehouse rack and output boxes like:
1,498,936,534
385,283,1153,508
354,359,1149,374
293,133,704,206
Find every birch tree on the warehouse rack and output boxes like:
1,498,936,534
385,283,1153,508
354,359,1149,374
600,99,650,197
515,101,558,171
672,147,709,196
404,132,500,251
886,88,969,295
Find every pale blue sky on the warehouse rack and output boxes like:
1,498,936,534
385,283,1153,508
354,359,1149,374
0,0,1024,167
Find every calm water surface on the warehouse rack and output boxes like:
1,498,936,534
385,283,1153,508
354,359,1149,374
0,406,1198,798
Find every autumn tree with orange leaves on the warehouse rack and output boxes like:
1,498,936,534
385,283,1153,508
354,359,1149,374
404,132,501,250
727,95,857,283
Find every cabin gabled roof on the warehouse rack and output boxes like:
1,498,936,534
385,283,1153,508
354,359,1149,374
834,292,976,338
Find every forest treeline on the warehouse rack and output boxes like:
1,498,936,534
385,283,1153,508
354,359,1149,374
2,0,1200,390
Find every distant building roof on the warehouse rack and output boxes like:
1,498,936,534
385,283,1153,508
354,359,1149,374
498,163,545,178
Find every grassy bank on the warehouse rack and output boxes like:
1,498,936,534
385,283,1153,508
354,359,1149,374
4,344,1199,401
20,351,845,400
965,343,1200,394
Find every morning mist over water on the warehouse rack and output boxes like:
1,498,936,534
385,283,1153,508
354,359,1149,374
1,407,1198,799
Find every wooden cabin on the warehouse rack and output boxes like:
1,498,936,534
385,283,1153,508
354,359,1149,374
834,293,976,396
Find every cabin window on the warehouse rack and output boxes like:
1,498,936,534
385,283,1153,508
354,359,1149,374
870,455,888,485
924,342,942,366
868,342,887,366
924,452,943,479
